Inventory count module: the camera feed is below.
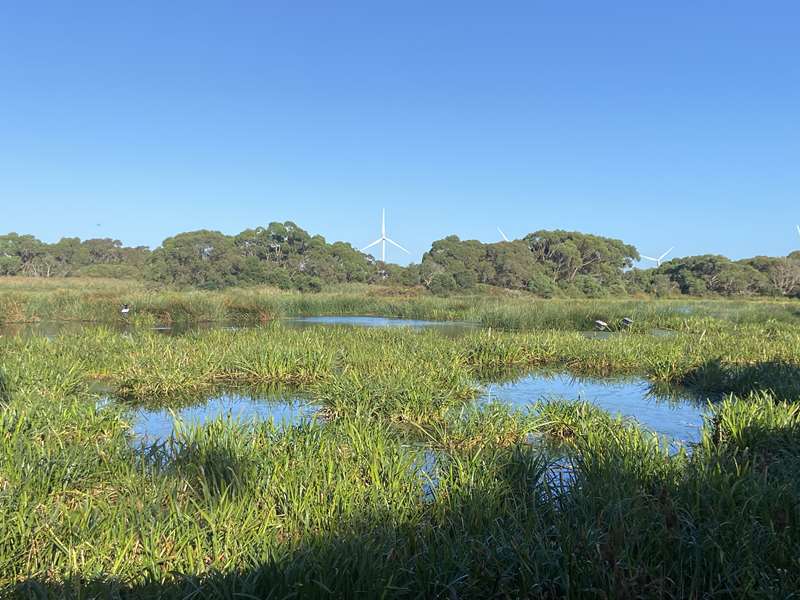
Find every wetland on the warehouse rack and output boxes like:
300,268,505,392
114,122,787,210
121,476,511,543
2,284,799,597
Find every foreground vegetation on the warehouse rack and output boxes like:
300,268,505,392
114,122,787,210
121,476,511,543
1,293,800,597
3,391,799,598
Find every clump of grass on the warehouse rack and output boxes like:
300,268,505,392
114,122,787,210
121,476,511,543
706,392,800,460
3,301,800,596
0,368,9,404
680,359,800,401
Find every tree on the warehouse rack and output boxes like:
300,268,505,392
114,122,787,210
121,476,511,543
428,272,457,296
658,255,770,296
525,230,639,285
147,230,241,289
768,258,800,296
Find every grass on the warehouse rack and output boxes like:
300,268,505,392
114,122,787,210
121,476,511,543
1,291,800,597
3,392,798,597
3,277,800,332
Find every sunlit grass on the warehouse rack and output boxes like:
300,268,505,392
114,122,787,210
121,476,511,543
2,278,800,332
1,296,800,596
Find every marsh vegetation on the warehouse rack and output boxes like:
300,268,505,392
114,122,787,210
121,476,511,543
1,286,799,597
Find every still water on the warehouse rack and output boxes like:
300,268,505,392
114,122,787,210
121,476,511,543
481,372,710,443
1,316,478,337
130,391,318,444
9,316,706,445
124,372,709,445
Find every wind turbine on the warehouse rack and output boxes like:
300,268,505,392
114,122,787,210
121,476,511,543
361,209,409,263
497,227,510,242
641,247,674,267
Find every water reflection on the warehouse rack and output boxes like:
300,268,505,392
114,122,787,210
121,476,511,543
481,371,711,443
1,316,478,338
127,389,319,444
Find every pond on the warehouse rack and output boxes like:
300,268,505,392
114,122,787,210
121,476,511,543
1,316,691,339
128,390,319,444
481,372,711,444
110,370,708,446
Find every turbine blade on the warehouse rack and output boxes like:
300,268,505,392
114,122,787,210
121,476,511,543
659,247,674,260
797,225,800,237
382,209,386,237
385,238,410,253
361,238,382,252
498,227,510,242
641,255,657,262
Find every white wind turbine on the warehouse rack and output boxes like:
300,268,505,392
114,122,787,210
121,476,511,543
641,247,674,267
497,227,510,242
361,209,409,263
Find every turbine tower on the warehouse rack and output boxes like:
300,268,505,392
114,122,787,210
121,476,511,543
497,227,510,242
361,209,409,263
641,247,674,267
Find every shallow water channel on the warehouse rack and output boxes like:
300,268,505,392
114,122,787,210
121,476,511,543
130,391,317,445
284,315,479,336
125,371,710,446
1,316,479,338
481,372,709,444
8,316,709,445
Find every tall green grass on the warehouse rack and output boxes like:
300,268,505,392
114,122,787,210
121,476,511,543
2,277,799,332
3,321,799,410
4,391,797,597
1,311,800,596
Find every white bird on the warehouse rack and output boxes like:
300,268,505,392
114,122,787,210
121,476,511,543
361,209,409,263
641,247,674,267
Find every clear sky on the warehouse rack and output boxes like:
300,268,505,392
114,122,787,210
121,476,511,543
1,1,798,265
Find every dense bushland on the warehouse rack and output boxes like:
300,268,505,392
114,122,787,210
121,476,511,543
3,224,799,296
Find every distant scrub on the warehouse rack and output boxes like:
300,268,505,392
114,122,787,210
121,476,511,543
2,223,799,296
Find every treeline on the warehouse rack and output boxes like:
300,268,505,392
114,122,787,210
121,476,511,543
148,225,382,291
414,233,800,298
0,233,149,279
0,224,384,292
2,226,799,297
413,232,638,296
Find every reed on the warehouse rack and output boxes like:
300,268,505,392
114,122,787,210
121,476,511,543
3,278,800,332
1,297,800,597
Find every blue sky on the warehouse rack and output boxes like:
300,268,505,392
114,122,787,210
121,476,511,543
1,1,798,265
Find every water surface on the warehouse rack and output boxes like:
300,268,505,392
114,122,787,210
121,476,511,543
1,316,479,337
129,391,318,444
482,372,710,443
